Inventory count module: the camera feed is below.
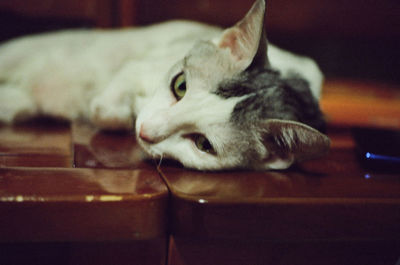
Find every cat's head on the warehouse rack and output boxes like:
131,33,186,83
135,0,330,170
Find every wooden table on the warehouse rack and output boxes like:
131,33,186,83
0,122,168,265
0,80,399,265
161,126,400,265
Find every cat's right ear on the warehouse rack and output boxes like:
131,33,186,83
218,0,268,70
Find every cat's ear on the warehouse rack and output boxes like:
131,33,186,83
259,119,330,170
218,0,268,70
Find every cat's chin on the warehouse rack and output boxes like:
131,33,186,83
137,142,185,168
136,137,164,160
137,141,157,158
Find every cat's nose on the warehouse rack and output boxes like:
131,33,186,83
139,124,155,143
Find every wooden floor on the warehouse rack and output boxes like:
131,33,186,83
0,79,399,265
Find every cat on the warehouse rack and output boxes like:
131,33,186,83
0,0,330,170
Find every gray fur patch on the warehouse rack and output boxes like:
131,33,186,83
215,68,326,132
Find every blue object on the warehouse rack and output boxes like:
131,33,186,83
365,152,400,163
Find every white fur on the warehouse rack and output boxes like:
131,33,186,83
0,10,325,170
0,21,321,122
268,45,323,99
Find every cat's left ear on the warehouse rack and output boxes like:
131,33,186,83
259,119,330,170
218,0,268,70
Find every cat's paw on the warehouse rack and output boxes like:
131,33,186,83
89,97,134,130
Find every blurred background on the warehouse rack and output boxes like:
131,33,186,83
0,0,399,128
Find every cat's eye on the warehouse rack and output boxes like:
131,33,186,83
194,134,215,154
171,72,186,100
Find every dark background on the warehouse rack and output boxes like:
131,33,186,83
0,0,399,85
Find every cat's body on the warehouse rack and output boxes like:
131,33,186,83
0,21,219,125
0,21,321,125
0,0,330,170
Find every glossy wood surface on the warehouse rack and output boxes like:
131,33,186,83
0,120,168,264
159,126,400,241
72,122,153,169
1,240,167,265
0,166,168,242
168,237,400,265
0,121,72,167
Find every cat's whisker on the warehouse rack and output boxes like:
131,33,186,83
158,154,164,167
